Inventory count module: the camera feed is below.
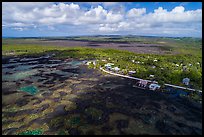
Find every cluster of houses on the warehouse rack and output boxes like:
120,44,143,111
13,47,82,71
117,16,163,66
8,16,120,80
133,79,161,91
86,60,192,91
104,63,138,75
104,63,120,72
103,62,161,91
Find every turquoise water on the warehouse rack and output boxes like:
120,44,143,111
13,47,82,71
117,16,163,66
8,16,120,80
2,69,38,81
65,60,83,66
2,57,86,95
19,85,39,95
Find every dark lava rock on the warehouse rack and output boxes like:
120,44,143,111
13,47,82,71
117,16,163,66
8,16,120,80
42,92,53,97
53,97,61,102
2,89,17,95
68,128,82,135
2,128,18,135
166,106,177,113
101,125,113,133
140,113,154,125
7,65,16,69
2,57,13,64
47,105,68,118
85,130,95,135
43,80,55,85
31,104,50,114
116,120,129,129
28,118,47,126
18,117,25,123
32,99,42,105
191,127,202,135
59,77,69,82
16,98,30,107
62,68,79,73
2,120,16,125
37,78,46,82
155,119,181,135
149,101,161,109
4,109,32,117
5,71,14,75
59,91,68,96
25,80,33,84
22,94,33,98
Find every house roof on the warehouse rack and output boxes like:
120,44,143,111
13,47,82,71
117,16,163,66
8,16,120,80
183,78,190,82
113,67,120,71
129,71,136,73
149,83,160,88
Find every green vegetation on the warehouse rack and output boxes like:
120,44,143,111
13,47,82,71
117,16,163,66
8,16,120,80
2,37,202,90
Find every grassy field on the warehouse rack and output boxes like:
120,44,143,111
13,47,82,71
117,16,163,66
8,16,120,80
2,37,202,90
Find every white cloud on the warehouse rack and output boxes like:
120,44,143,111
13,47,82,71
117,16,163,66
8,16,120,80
172,6,185,13
127,8,146,17
12,27,27,31
2,2,202,37
102,2,119,6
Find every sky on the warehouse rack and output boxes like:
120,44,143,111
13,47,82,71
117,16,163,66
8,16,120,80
2,2,202,38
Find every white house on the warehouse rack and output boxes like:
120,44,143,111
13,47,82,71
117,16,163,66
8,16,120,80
137,80,148,88
182,78,190,85
183,66,187,71
86,61,92,65
93,61,96,66
129,71,136,75
149,75,154,78
113,67,120,72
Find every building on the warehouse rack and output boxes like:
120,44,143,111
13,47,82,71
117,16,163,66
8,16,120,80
149,83,160,91
182,78,190,85
93,61,96,66
137,80,148,88
149,75,154,78
105,63,114,70
152,66,156,69
86,61,92,65
129,71,136,75
113,67,120,72
183,66,187,71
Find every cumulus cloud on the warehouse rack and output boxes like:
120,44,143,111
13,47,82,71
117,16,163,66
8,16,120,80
2,2,202,37
127,8,146,17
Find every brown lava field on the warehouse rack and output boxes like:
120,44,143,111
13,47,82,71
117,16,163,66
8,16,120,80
4,39,169,54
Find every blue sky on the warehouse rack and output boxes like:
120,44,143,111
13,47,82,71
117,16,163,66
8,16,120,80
2,2,202,37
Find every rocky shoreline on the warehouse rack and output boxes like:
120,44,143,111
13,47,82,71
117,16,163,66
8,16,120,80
2,56,202,135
